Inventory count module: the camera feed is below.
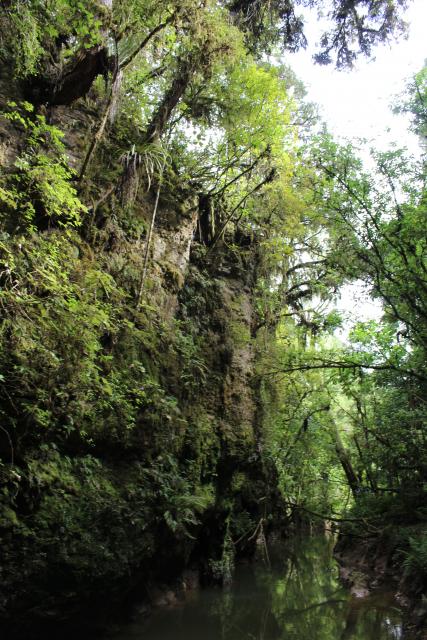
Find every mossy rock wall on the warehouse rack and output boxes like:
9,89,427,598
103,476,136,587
0,92,282,629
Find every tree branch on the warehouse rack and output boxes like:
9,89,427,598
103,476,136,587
263,358,427,383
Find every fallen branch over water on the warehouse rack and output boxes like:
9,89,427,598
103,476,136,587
284,501,380,534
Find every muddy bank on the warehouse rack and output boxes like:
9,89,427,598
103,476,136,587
335,536,427,639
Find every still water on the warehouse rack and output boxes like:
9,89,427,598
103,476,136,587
110,536,404,640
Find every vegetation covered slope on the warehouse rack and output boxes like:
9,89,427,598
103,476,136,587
0,0,425,632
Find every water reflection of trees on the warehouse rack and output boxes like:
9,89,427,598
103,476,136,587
210,536,403,640
119,536,403,640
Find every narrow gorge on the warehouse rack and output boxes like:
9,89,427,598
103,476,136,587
0,1,426,639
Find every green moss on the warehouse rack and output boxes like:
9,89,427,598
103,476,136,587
182,411,220,483
0,97,280,621
162,261,185,291
229,319,251,346
0,505,19,528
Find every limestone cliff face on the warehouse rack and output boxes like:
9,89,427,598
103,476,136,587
0,77,280,632
149,200,199,316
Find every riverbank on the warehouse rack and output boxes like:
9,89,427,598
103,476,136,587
335,533,427,639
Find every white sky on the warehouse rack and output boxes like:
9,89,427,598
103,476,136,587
287,0,427,154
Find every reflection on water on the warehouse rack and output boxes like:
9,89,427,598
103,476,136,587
110,536,405,640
